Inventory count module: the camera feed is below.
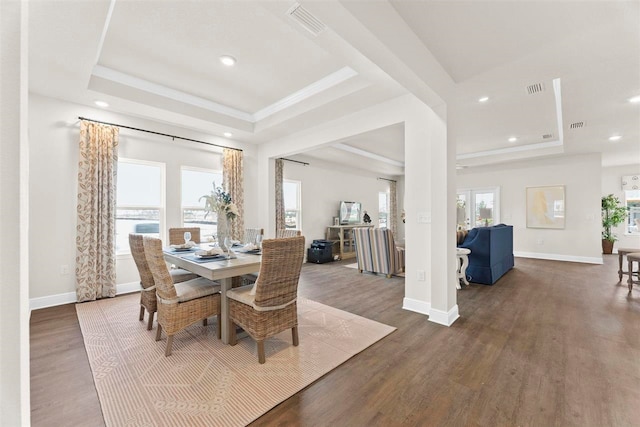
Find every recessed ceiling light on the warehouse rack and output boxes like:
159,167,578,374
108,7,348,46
478,96,489,103
94,100,109,108
629,95,640,103
223,132,233,138
508,137,517,143
608,135,622,142
219,55,236,66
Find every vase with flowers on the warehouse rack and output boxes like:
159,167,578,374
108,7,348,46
200,182,239,244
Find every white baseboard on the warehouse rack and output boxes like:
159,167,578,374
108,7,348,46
514,251,603,265
429,305,460,327
29,281,142,311
402,297,431,316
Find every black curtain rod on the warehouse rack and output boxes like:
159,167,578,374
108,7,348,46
280,157,309,166
78,116,242,152
377,177,397,182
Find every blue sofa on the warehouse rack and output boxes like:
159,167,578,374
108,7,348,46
458,224,514,285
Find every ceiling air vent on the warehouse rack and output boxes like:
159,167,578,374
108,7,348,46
542,133,554,139
569,121,586,129
286,3,326,36
526,82,545,95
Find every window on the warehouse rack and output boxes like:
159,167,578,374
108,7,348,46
379,192,389,228
181,167,222,239
116,159,164,255
283,180,301,229
457,187,500,229
624,189,640,234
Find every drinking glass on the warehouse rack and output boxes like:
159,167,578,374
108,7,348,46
223,236,232,259
255,234,263,250
183,231,191,244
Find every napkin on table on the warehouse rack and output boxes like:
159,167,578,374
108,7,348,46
195,247,224,257
170,241,196,249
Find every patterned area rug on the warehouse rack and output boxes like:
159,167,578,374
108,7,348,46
76,293,395,426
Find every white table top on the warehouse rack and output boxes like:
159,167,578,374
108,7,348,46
163,244,261,281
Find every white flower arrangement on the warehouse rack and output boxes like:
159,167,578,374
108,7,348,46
200,182,238,221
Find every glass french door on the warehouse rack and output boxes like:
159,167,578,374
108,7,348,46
457,187,500,229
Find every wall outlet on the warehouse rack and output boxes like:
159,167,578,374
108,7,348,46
536,239,544,245
60,264,69,275
417,270,426,281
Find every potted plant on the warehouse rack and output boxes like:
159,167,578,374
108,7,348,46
601,194,628,254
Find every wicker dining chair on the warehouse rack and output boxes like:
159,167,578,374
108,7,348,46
143,236,222,356
168,227,201,245
129,233,199,330
276,229,301,238
244,227,264,244
227,236,305,364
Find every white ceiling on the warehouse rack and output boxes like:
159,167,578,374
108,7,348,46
29,0,640,174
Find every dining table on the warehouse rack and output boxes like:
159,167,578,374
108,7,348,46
163,243,261,344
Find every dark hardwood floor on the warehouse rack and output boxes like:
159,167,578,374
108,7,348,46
30,255,640,426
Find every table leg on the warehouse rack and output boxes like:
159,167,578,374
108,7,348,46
460,254,470,286
628,259,633,293
220,277,232,344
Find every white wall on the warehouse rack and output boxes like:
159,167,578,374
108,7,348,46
602,165,640,251
28,94,258,306
457,153,603,263
282,160,391,245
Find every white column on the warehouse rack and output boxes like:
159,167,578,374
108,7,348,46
428,105,459,326
401,97,457,325
0,0,31,423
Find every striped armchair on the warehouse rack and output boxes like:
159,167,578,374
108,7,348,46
353,228,405,278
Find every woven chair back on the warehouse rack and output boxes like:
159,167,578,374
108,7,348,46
168,227,201,245
129,234,155,289
244,228,264,244
254,236,305,308
276,229,301,238
142,236,178,301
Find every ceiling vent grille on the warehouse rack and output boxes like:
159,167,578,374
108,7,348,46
286,3,326,36
569,121,586,129
526,82,545,95
542,133,554,139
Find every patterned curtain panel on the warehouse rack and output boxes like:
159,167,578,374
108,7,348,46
275,158,286,234
223,148,244,241
76,121,119,302
389,180,398,236
622,175,639,190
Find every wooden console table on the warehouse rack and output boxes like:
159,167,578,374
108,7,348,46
326,224,374,260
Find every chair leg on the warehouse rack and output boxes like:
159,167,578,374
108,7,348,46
203,318,208,326
629,259,634,293
229,321,237,345
257,341,265,364
139,306,145,321
155,324,163,341
292,326,299,346
147,311,154,330
619,252,624,282
216,313,221,339
165,335,174,357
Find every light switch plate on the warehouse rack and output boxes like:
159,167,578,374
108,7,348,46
417,212,431,223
